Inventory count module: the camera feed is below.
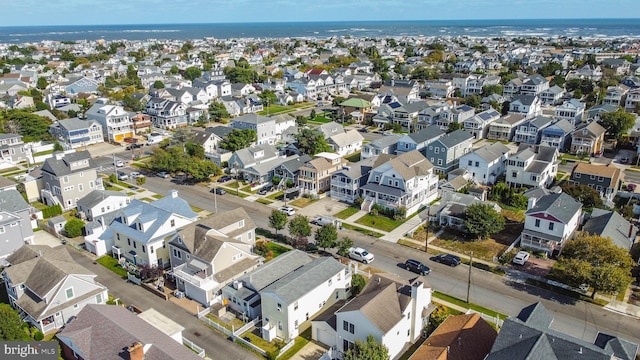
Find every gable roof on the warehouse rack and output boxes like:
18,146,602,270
261,256,345,304
470,142,511,163
572,162,621,184
436,129,474,148
242,250,313,291
337,273,416,334
41,150,95,177
373,150,433,180
583,209,636,250
0,188,30,213
329,129,364,148
76,189,128,209
525,192,582,224
406,125,445,144
57,305,202,360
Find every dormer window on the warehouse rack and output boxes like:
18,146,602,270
238,220,245,228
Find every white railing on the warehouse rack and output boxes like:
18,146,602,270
233,318,261,337
183,338,206,358
277,339,296,358
198,314,234,337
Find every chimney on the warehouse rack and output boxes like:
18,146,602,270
527,197,537,210
127,342,144,360
169,189,178,198
54,152,65,160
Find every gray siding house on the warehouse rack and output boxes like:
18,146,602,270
231,113,278,145
424,129,474,174
40,151,104,210
0,133,27,165
395,125,445,155
0,189,36,261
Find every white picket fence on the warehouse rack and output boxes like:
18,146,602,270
233,317,261,337
127,273,142,285
198,315,234,337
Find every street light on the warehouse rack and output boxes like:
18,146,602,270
419,206,431,253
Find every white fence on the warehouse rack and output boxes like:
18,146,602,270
183,338,206,358
127,273,142,285
277,339,296,358
233,317,261,337
198,314,234,337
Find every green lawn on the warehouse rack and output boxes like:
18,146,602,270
240,331,280,353
432,291,508,320
288,197,318,208
342,223,384,238
334,207,359,219
152,194,163,199
278,328,312,360
267,190,284,200
344,151,361,162
256,198,273,205
355,214,404,232
309,116,333,124
224,188,249,198
139,197,154,202
267,242,291,257
96,256,128,278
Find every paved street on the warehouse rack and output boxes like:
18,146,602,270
67,248,259,360
135,175,640,344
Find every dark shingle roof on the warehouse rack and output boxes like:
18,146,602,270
525,192,581,224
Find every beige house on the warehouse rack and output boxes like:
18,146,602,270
298,153,347,195
167,208,262,306
570,121,606,155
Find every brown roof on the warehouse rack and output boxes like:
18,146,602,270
572,162,621,185
374,150,433,180
57,304,202,360
410,313,497,360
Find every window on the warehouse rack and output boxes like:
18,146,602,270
73,304,79,309
512,171,517,178
142,246,146,253
66,288,74,299
170,219,175,227
127,239,130,246
63,176,69,183
468,160,473,166
294,302,298,310
549,222,554,231
598,176,604,182
173,249,182,259
437,159,442,165
150,246,154,254
475,161,479,167
294,320,299,329
96,293,103,303
434,147,439,154
575,173,581,178
277,303,282,311
590,175,596,180
328,279,332,286
343,339,355,352
535,219,540,227
343,320,355,334
78,184,83,191
278,321,283,331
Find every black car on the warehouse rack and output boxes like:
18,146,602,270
405,259,431,275
210,188,226,195
218,175,233,183
258,186,272,195
431,254,461,267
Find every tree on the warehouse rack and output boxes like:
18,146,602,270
481,84,503,96
556,233,634,299
315,224,338,251
183,66,202,81
258,89,277,109
463,94,482,109
152,80,165,89
53,141,64,152
185,142,205,159
344,335,390,360
268,209,288,236
122,95,143,112
337,236,354,256
0,304,28,341
464,203,505,240
294,128,331,155
447,122,463,133
0,110,53,142
36,76,48,90
136,176,146,186
220,129,257,152
560,183,603,210
351,274,367,296
598,108,636,141
64,218,84,238
208,101,230,122
288,214,311,245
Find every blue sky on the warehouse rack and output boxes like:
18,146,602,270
5,0,639,26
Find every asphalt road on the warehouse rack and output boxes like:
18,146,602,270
137,175,640,344
68,249,259,360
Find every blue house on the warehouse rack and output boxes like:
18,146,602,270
539,119,574,152
513,115,554,144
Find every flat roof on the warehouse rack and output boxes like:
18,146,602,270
138,308,184,337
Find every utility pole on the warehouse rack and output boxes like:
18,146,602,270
424,217,429,253
214,185,217,214
466,251,473,304
235,162,239,196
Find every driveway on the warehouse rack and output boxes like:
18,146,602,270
67,247,259,359
510,256,555,278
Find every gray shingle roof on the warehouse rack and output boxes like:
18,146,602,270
57,304,202,360
261,256,346,303
40,150,96,177
437,129,474,148
76,189,128,209
525,193,581,224
407,125,445,143
243,250,313,291
0,189,30,213
582,209,636,250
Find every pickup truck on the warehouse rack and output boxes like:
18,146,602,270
310,216,342,229
348,247,374,264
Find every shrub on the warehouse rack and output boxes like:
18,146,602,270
351,274,367,296
33,330,44,341
64,218,84,238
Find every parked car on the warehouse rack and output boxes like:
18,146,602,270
258,186,272,195
130,171,141,179
211,188,226,195
126,143,143,150
278,206,296,216
157,171,170,178
348,247,374,264
358,127,369,133
114,160,124,167
430,253,461,267
116,171,128,181
404,259,431,275
512,251,530,265
218,175,233,183
310,216,342,229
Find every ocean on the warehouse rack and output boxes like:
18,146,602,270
1,18,640,44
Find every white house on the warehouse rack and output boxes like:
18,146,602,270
85,98,134,143
459,142,511,185
506,145,558,189
76,189,131,222
327,130,364,156
312,273,433,360
2,245,109,333
521,192,582,257
509,94,542,119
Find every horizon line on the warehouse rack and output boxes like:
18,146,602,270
2,17,640,29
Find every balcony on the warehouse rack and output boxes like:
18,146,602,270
171,263,217,290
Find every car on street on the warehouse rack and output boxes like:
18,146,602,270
130,171,141,179
358,127,369,133
348,247,374,264
218,175,233,183
126,143,143,150
430,253,461,267
512,251,530,265
404,259,431,275
116,171,128,181
278,206,296,216
156,171,170,178
114,160,124,167
210,188,226,195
